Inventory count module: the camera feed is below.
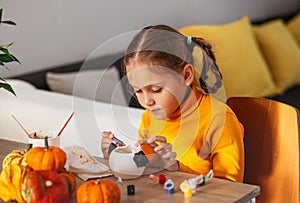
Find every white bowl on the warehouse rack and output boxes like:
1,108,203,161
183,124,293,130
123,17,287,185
108,144,146,179
28,130,60,148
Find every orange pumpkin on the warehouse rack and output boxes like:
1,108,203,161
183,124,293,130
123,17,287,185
22,170,69,203
59,170,77,194
76,179,121,203
26,137,66,171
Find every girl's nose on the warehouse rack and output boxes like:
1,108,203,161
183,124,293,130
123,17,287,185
144,93,155,106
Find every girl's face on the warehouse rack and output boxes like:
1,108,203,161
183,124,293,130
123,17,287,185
126,62,193,120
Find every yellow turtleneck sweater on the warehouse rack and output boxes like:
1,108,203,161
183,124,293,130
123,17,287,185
138,87,244,182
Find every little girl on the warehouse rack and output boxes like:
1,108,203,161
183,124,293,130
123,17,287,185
101,24,244,182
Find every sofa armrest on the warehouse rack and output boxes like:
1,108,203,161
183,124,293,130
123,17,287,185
0,79,143,157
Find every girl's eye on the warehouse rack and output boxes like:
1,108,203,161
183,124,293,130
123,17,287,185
134,89,142,94
133,87,162,94
151,88,162,93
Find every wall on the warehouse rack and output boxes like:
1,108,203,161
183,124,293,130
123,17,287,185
0,0,299,78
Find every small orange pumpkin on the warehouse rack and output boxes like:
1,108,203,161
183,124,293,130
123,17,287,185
26,137,66,171
76,179,121,203
59,170,77,195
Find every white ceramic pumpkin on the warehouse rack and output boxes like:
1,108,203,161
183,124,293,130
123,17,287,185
108,144,146,179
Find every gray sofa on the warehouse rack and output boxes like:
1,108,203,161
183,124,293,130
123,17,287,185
10,51,300,111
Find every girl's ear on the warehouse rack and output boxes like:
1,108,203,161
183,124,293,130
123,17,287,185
182,64,194,86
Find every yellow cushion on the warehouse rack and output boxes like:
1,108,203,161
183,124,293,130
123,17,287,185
179,16,278,99
287,13,300,46
253,19,300,91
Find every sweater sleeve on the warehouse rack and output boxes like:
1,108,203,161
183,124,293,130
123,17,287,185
208,111,245,182
178,161,200,174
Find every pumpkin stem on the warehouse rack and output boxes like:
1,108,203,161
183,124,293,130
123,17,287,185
95,179,101,184
44,136,49,151
45,180,53,187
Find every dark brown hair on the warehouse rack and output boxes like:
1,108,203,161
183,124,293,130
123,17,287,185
123,24,222,94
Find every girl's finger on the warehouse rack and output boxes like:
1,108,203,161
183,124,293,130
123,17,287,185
154,142,169,152
101,140,110,146
102,131,125,146
167,156,176,164
136,139,158,148
162,152,177,170
162,151,177,159
102,131,114,139
135,139,148,146
147,135,167,143
101,141,111,159
163,144,172,152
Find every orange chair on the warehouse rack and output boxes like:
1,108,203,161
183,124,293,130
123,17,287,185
227,97,300,203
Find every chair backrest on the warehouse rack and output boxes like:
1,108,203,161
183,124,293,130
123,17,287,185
227,97,300,203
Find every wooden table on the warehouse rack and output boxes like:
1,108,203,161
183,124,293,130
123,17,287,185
0,138,260,203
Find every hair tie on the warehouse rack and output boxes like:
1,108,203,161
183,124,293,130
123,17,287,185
186,36,196,52
187,36,193,45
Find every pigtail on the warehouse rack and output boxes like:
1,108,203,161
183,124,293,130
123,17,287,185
192,37,223,94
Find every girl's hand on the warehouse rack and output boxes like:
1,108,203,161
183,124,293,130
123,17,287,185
137,136,178,171
101,131,115,159
101,131,125,158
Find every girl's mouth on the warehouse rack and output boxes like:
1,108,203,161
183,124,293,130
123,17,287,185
150,108,160,114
